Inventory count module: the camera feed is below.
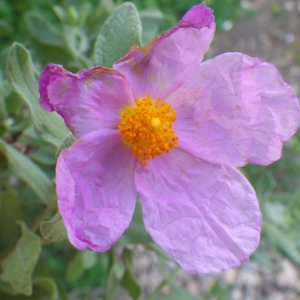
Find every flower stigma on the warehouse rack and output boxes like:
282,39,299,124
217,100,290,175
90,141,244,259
118,95,179,165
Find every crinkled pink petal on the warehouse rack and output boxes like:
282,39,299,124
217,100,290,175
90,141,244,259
135,148,262,274
56,129,137,251
39,64,134,137
165,53,300,167
113,3,215,100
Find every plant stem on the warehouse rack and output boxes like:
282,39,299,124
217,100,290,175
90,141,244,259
146,266,181,300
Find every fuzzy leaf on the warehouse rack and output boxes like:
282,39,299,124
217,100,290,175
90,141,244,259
65,250,98,283
40,211,68,241
94,2,142,67
0,139,54,203
0,94,7,125
0,222,41,296
32,277,59,300
0,277,58,300
25,12,64,47
65,252,84,282
0,192,22,256
6,43,69,146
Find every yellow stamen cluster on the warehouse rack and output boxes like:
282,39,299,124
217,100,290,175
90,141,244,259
118,95,178,165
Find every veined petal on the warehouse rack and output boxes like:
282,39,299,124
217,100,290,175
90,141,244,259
56,129,137,251
166,53,300,167
39,64,134,137
135,148,261,274
113,3,215,100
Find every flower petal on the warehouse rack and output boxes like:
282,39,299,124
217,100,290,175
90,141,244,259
113,3,215,100
39,64,134,137
166,53,300,167
56,129,137,251
135,148,262,274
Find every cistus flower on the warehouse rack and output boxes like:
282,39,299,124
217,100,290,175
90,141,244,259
39,3,300,273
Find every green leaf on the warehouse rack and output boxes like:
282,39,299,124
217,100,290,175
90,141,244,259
0,92,7,126
25,12,64,47
0,73,10,125
32,277,59,300
203,281,233,300
40,211,68,241
0,20,12,37
19,125,57,165
85,0,115,40
266,224,300,264
0,139,55,203
6,42,69,146
29,40,71,66
0,278,15,295
65,27,90,56
66,6,79,26
30,145,57,166
78,3,92,26
65,250,98,282
119,201,153,245
155,285,200,300
0,222,41,296
139,8,172,44
0,192,22,256
121,248,141,300
82,250,97,269
53,5,66,24
93,2,142,67
104,250,119,300
0,277,59,300
0,21,12,37
56,132,77,157
65,251,84,282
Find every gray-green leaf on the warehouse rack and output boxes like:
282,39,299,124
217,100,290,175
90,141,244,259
40,211,68,241
0,139,55,203
6,42,69,146
0,96,7,125
93,2,142,67
0,222,41,296
24,12,64,47
32,277,59,300
65,250,97,283
56,132,77,157
0,192,22,256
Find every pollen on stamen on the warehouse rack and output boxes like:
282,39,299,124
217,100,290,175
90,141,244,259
118,95,179,165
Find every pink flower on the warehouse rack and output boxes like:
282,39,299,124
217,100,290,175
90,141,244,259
39,3,300,273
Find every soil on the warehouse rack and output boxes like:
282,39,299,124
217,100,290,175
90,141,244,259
212,0,300,100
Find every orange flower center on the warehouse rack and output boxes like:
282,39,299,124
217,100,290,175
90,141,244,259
118,95,179,165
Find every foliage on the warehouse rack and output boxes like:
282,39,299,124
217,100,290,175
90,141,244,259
129,0,244,30
0,0,300,299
